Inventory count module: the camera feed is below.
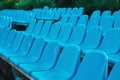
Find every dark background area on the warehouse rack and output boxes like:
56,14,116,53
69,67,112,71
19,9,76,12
0,0,120,15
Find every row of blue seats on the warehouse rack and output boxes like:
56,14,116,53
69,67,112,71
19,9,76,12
0,27,120,80
0,9,120,63
26,19,120,59
0,8,120,30
1,20,120,63
0,8,120,80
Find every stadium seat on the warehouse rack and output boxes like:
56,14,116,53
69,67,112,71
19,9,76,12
0,32,24,54
83,28,120,55
47,22,62,39
19,41,61,75
80,26,102,49
87,15,100,30
0,28,10,45
77,15,88,25
31,45,80,80
9,37,46,66
1,34,34,59
38,21,52,37
101,10,111,19
66,24,86,45
97,28,120,54
25,19,36,33
72,51,108,80
100,16,114,33
68,15,79,27
0,29,16,50
113,10,120,28
32,20,44,35
57,23,73,42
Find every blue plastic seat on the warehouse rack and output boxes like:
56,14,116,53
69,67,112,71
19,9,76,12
83,28,120,55
87,15,100,30
60,15,69,23
47,22,62,39
25,19,36,33
19,41,61,75
113,11,120,28
66,24,86,45
45,9,55,20
53,8,62,20
97,28,120,54
32,20,44,35
68,15,79,27
101,10,111,18
91,10,101,16
77,7,84,16
31,45,80,80
80,26,102,49
9,37,46,66
100,16,114,33
77,15,88,25
65,8,72,16
38,21,52,37
57,8,67,17
86,10,101,30
0,28,10,46
107,62,120,80
0,29,16,50
66,7,84,16
0,32,24,54
57,23,73,42
72,51,108,80
0,27,5,38
35,9,42,19
2,34,34,59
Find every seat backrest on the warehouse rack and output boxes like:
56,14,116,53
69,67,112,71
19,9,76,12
47,22,61,39
72,51,108,80
17,34,34,56
100,16,114,33
68,24,86,45
107,62,120,80
57,23,72,42
91,10,101,16
26,19,36,33
77,7,84,16
6,29,16,46
101,10,111,18
99,28,120,54
45,9,54,20
68,15,78,26
54,8,61,20
87,15,100,30
26,37,46,61
60,15,69,23
77,15,88,25
58,8,67,17
37,41,61,69
1,28,10,42
113,11,120,28
80,26,102,49
65,8,72,16
32,20,44,35
0,27,5,38
10,32,24,50
54,45,80,77
38,21,52,37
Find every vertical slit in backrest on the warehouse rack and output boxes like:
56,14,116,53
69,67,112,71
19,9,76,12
53,46,64,67
108,63,114,76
